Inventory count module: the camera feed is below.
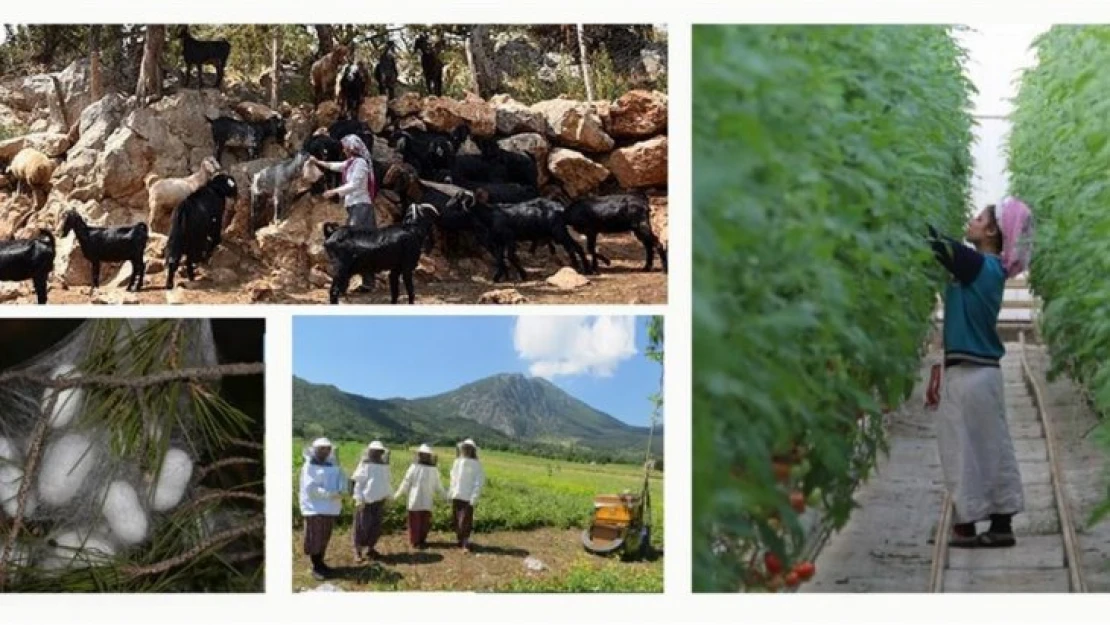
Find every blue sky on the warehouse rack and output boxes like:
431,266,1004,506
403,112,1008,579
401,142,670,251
292,316,662,427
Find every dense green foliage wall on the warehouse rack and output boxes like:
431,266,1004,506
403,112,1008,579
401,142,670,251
693,25,974,591
1009,25,1110,521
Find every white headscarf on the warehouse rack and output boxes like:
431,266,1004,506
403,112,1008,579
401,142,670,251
340,134,371,162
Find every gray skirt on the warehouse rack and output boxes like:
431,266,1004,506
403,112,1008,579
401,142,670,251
936,363,1025,523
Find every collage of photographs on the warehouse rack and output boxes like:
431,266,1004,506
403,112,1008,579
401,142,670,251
4,4,1110,625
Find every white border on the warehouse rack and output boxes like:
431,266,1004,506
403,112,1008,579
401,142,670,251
4,2,1110,625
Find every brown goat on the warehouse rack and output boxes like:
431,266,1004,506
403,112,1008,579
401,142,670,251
311,45,350,104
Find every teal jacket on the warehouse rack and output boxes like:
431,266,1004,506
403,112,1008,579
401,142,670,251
928,227,1005,366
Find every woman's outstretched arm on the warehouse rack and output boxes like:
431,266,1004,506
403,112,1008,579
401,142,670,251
926,225,983,286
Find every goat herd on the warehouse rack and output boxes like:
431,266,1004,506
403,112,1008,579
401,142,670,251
0,28,667,305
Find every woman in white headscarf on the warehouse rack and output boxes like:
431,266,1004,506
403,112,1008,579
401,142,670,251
350,440,392,561
310,133,379,292
449,438,485,552
298,438,346,580
393,444,446,549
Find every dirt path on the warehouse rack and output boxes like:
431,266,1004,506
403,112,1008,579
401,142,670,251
3,236,666,305
292,527,663,592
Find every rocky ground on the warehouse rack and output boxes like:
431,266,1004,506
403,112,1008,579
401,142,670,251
0,59,668,305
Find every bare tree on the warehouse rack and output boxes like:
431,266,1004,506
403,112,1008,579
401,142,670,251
135,25,165,104
464,25,500,98
577,24,595,102
269,26,283,109
313,25,334,56
88,25,103,101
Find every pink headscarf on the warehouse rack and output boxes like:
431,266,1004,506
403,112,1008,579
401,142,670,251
993,196,1033,279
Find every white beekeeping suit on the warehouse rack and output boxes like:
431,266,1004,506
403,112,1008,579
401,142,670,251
449,439,486,504
393,445,446,511
351,441,392,505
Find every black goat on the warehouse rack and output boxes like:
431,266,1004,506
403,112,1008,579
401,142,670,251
392,125,469,179
337,62,368,120
451,195,590,282
414,34,444,97
0,229,54,304
323,204,439,304
327,118,371,141
565,194,667,273
60,210,148,292
374,42,399,99
206,115,287,163
474,138,538,188
179,27,230,89
302,134,344,195
166,174,238,289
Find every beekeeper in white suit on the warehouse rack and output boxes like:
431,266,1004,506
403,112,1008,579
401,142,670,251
449,438,486,552
351,440,392,561
299,437,346,580
393,443,446,549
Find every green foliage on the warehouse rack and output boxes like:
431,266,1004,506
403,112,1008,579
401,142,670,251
291,440,664,543
692,25,973,591
1008,25,1110,522
496,560,663,592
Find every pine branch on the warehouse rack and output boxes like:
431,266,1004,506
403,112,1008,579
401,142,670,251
192,457,261,486
0,406,52,590
0,362,265,389
121,519,264,578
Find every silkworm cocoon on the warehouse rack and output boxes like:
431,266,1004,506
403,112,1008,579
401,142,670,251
152,448,193,512
45,529,116,570
38,433,98,506
102,480,148,545
42,362,84,429
0,437,37,518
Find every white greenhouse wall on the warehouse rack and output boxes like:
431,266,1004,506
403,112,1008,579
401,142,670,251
956,24,1049,215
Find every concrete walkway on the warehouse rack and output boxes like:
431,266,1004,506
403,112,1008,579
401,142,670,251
803,344,1082,592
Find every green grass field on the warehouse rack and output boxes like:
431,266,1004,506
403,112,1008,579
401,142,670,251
292,439,664,543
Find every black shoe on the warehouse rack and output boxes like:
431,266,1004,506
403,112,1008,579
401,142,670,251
311,569,327,581
977,532,1016,548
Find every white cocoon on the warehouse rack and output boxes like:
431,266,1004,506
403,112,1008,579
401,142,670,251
102,480,148,545
152,448,193,512
0,437,37,518
39,433,98,506
44,529,116,570
42,362,84,429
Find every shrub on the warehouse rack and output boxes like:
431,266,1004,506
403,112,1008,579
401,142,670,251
692,25,973,591
1008,25,1110,522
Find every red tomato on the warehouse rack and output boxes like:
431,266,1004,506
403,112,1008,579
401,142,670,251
784,572,800,588
764,552,783,575
794,561,816,581
789,491,806,514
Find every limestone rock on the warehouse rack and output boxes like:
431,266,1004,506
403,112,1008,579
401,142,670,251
606,136,667,188
478,288,527,304
547,148,610,197
546,267,589,290
609,90,667,138
531,99,614,152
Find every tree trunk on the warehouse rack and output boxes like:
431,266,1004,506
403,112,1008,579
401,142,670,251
314,25,334,56
89,25,103,101
577,24,595,102
465,25,500,98
135,25,165,104
269,27,283,109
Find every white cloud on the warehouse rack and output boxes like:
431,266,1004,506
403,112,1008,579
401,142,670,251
513,316,638,379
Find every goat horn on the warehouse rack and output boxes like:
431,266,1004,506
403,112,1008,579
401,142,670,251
422,204,440,216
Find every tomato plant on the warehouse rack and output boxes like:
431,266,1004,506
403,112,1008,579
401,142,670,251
1008,25,1110,524
693,25,973,591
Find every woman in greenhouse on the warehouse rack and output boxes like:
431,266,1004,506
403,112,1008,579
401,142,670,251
299,437,347,580
351,440,393,561
393,444,447,549
449,438,486,552
925,197,1033,548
